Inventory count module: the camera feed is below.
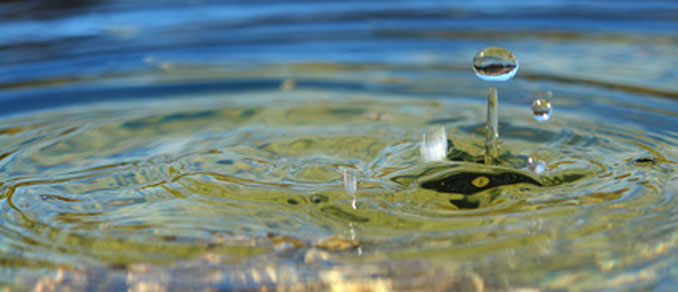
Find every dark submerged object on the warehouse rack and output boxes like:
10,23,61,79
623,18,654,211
420,169,542,209
420,171,542,195
401,139,545,209
392,139,544,208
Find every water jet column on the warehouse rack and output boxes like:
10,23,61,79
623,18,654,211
472,47,519,165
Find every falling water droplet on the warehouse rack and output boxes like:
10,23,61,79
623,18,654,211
472,47,519,82
532,98,552,122
420,126,448,162
527,157,545,174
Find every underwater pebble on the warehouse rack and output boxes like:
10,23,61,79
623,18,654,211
267,232,304,251
315,236,359,251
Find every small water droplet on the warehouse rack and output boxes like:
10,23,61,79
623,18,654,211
472,47,519,82
532,98,552,122
527,157,545,174
420,126,448,162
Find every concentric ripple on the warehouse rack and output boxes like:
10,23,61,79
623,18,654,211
1,86,677,290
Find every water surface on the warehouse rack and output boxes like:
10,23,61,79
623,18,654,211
1,1,678,291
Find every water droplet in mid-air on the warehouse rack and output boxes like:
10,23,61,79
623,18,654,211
527,157,545,174
472,47,519,82
420,126,448,162
532,98,552,122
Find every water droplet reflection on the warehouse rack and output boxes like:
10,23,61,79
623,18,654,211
532,98,552,122
472,47,519,82
527,157,545,174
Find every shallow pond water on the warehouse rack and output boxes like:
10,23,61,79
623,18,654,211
1,1,678,291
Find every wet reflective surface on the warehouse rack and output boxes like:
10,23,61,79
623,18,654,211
1,1,678,291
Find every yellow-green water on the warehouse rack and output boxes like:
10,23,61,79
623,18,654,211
1,86,677,290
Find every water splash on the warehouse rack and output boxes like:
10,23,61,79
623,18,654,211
484,88,499,165
343,168,357,210
473,47,518,165
420,126,448,162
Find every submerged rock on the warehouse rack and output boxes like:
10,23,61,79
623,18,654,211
391,163,544,209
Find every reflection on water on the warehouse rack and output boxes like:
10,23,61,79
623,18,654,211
1,0,678,291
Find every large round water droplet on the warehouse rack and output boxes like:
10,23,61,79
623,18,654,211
472,47,519,82
532,98,552,122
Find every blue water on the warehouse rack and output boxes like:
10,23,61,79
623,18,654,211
1,1,677,92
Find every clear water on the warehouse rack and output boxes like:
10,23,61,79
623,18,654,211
1,1,678,291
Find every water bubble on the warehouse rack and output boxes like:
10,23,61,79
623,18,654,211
420,126,448,162
472,47,519,82
532,98,552,122
527,157,545,174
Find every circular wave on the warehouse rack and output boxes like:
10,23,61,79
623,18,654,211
1,85,676,290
